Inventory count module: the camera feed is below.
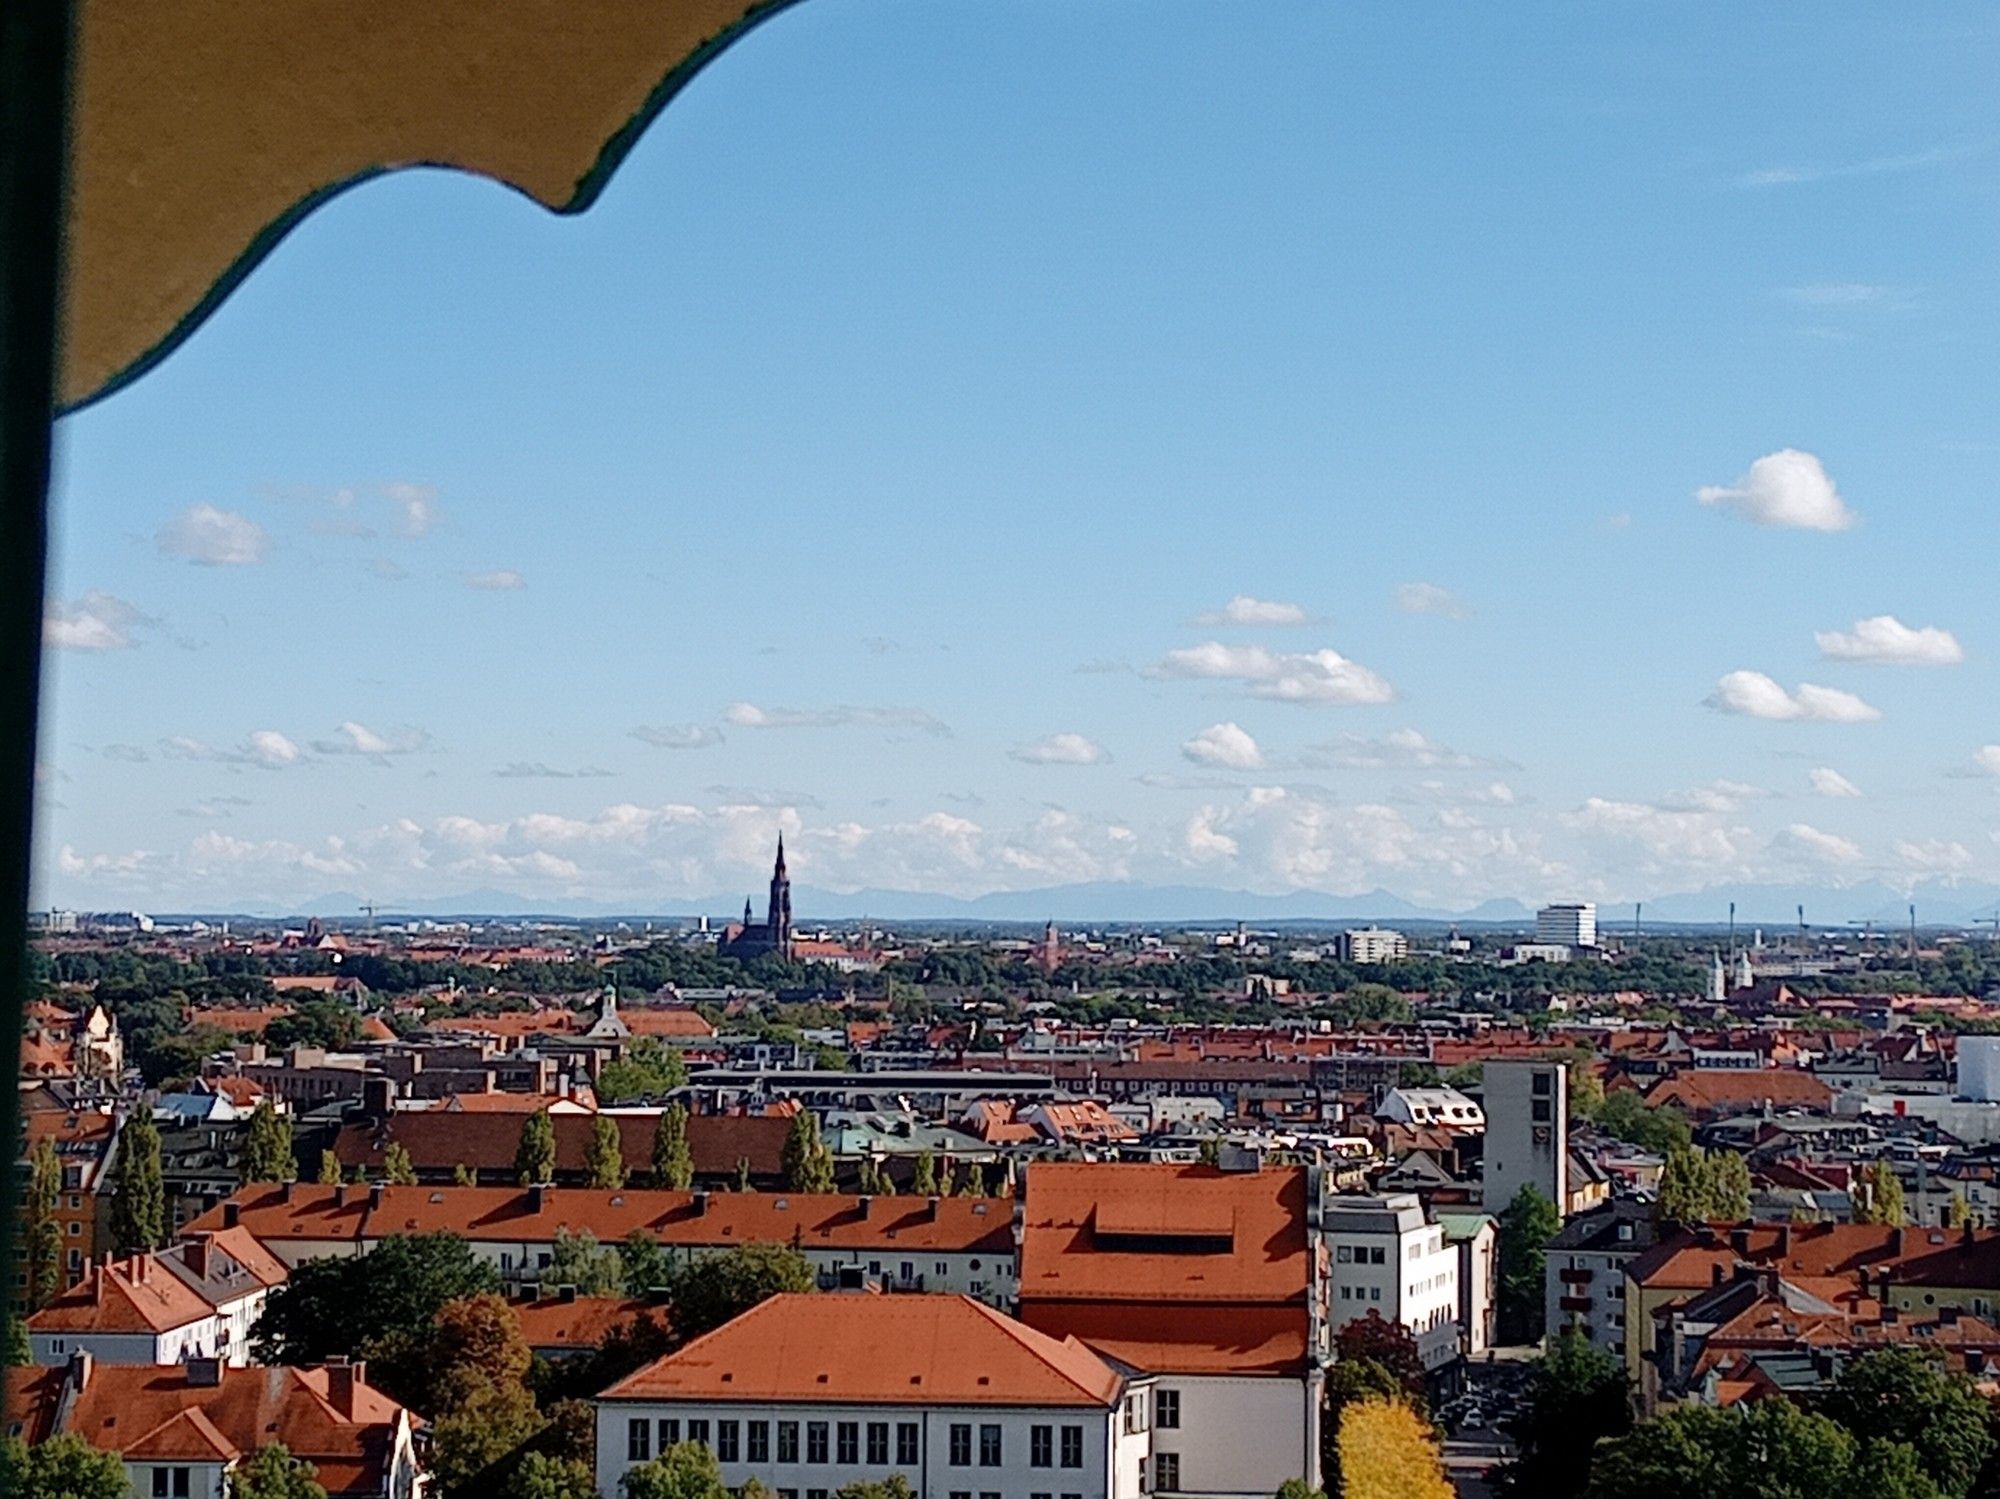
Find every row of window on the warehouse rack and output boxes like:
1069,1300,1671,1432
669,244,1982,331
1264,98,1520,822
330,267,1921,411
627,1419,1092,1468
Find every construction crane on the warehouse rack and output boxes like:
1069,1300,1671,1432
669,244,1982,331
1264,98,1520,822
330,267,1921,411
359,902,376,934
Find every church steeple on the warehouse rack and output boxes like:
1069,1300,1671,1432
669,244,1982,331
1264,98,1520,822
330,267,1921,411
767,834,793,957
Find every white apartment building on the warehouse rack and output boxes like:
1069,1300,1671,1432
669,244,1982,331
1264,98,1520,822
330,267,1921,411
1321,1193,1461,1372
1338,928,1409,964
1535,904,1597,949
27,1230,288,1368
596,1294,1154,1499
1542,1201,1657,1359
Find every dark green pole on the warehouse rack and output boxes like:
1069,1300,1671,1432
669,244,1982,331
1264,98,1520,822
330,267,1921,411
0,0,73,1374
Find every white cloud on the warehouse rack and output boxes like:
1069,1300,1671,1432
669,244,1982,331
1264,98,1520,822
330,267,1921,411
310,721,430,758
1668,779,1769,814
1740,146,1970,189
1815,614,1963,666
1153,641,1395,705
1809,767,1863,799
1316,728,1477,769
1010,733,1111,766
1782,283,1907,308
1696,449,1856,532
1181,723,1264,770
248,731,303,768
385,483,440,538
1565,796,1746,871
1772,823,1864,866
1973,746,2000,778
725,703,951,736
159,731,303,770
44,592,148,651
1706,671,1881,723
156,504,268,565
631,724,723,750
1194,595,1307,627
1395,582,1470,619
465,569,525,591
1895,838,1974,876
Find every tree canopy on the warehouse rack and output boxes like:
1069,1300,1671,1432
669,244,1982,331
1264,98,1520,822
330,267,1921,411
1497,1184,1561,1344
1,1433,131,1499
515,1110,557,1187
1336,1398,1452,1499
252,1232,500,1367
229,1444,328,1499
240,1101,297,1184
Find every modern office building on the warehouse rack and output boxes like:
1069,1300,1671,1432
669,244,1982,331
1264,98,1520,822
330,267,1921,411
1482,1059,1568,1217
1534,904,1597,949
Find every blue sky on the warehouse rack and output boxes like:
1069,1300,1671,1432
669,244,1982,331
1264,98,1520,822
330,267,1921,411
34,2,2000,914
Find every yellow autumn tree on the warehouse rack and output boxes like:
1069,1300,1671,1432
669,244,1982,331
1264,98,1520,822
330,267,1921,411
1336,1398,1452,1499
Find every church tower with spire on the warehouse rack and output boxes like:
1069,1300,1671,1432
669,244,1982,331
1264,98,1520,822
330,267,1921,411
722,835,796,960
767,834,794,959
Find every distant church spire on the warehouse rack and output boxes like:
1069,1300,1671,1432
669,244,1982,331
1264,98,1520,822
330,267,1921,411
767,835,793,957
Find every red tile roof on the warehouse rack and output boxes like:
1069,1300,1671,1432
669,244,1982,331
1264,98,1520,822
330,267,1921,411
329,1110,788,1181
601,1294,1122,1408
190,1184,1014,1256
1017,1163,1311,1376
1642,1069,1833,1117
30,1257,213,1335
510,1296,660,1353
4,1363,413,1496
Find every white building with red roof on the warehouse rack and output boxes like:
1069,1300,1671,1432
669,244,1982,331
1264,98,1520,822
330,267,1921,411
28,1228,289,1368
594,1293,1152,1499
6,1356,423,1499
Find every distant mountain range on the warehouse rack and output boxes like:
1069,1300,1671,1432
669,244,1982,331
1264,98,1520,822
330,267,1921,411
157,877,2000,929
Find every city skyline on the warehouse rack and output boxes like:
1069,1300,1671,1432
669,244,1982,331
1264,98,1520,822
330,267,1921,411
35,3,2000,914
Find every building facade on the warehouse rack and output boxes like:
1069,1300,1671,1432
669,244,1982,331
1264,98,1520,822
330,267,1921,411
1320,1193,1461,1372
1482,1060,1568,1217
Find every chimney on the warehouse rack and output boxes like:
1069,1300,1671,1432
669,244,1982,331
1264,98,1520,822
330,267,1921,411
324,1358,361,1418
335,1184,351,1208
369,1184,383,1209
1893,1227,1908,1258
1729,1228,1750,1257
928,1195,942,1222
1777,1224,1792,1258
222,1201,240,1229
692,1191,709,1217
280,1180,295,1204
1940,1305,1961,1327
184,1238,210,1282
1712,1263,1725,1287
528,1184,547,1213
66,1349,94,1394
185,1356,222,1388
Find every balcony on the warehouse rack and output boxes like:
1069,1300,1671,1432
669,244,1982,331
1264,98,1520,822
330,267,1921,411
1560,1295,1594,1313
1560,1267,1594,1285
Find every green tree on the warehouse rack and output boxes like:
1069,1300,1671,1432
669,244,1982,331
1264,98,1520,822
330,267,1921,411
651,1103,694,1191
2,1432,132,1499
1503,1328,1631,1497
504,1454,598,1499
1592,1090,1691,1156
240,1101,297,1184
1586,1399,1855,1499
781,1111,836,1194
1654,1146,1750,1225
620,1442,729,1499
1334,1314,1426,1404
595,1040,690,1105
378,1142,418,1186
229,1444,328,1499
317,1150,344,1184
585,1115,628,1190
546,1228,627,1296
1273,1482,1326,1499
454,1162,478,1187
1855,1159,1907,1227
252,1232,500,1366
516,1109,557,1186
431,1379,543,1493
4,1316,32,1366
733,1157,753,1192
835,1479,916,1499
1496,1184,1561,1344
912,1151,938,1195
620,1230,671,1295
666,1241,815,1343
1946,1190,1973,1229
24,1137,65,1309
1820,1346,1992,1497
111,1109,168,1253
